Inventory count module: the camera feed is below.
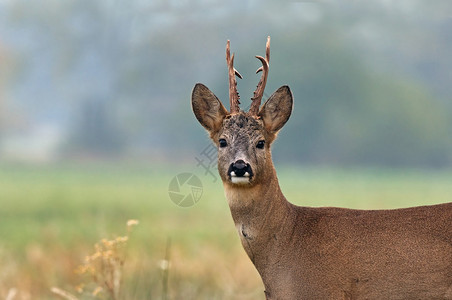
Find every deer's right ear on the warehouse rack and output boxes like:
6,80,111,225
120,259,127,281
258,85,293,134
192,83,228,135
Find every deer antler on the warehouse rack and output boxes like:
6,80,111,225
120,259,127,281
226,40,243,114
249,36,270,116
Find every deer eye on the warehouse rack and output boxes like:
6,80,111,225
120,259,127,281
219,138,228,148
256,140,265,149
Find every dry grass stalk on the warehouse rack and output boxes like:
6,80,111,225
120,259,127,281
74,219,139,299
6,288,17,300
50,287,78,300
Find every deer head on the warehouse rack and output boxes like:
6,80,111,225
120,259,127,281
192,37,293,187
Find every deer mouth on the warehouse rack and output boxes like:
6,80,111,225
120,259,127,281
228,160,253,184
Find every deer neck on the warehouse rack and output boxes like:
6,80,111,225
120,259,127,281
223,162,295,260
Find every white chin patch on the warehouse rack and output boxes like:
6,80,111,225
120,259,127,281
230,171,251,184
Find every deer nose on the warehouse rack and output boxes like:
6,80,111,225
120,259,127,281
232,160,248,177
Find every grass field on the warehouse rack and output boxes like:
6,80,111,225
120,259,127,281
0,163,451,299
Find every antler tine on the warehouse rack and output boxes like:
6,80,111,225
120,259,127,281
226,40,242,114
249,36,270,116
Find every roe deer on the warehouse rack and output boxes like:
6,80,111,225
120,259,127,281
191,36,452,299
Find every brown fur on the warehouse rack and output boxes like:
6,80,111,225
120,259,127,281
192,83,452,299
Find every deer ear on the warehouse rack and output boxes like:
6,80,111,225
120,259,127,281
192,83,228,135
258,85,293,133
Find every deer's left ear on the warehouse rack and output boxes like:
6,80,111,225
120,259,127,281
258,85,293,133
192,83,228,137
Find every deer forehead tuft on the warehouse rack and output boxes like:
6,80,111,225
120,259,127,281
222,113,263,132
222,112,264,143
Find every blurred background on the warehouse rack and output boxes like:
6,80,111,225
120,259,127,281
0,0,451,299
1,0,451,166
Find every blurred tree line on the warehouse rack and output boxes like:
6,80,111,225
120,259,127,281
0,0,451,167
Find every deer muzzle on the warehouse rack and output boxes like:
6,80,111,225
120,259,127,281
228,160,253,184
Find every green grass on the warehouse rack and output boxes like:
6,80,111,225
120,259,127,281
0,163,451,299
